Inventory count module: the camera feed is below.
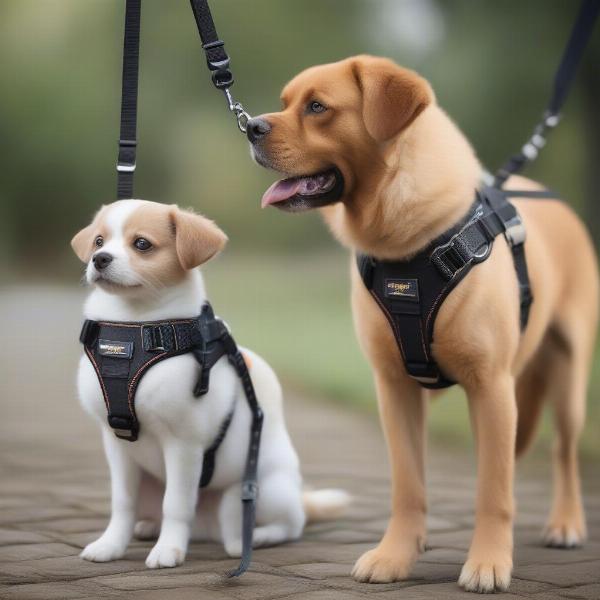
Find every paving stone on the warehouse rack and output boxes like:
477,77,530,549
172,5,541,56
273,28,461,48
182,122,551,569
557,583,600,599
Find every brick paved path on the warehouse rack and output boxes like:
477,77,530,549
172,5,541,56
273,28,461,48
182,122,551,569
1,287,599,599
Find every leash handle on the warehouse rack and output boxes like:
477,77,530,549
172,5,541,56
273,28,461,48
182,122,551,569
116,0,141,200
188,0,251,133
494,0,600,187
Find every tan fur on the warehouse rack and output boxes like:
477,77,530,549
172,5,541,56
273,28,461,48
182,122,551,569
170,207,228,270
255,55,599,592
71,206,108,263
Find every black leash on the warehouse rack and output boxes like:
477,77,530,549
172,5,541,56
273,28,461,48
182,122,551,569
494,0,600,187
222,343,264,578
188,0,251,132
116,0,141,200
115,0,250,200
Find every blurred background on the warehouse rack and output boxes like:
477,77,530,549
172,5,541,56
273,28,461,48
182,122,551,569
1,0,599,457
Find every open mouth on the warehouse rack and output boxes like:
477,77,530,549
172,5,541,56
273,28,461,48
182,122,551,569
261,167,344,212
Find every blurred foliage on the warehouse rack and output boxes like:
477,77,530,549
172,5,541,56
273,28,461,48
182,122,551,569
0,0,598,272
1,1,599,454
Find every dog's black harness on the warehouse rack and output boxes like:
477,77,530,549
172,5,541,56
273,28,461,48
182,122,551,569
357,186,557,388
79,302,263,577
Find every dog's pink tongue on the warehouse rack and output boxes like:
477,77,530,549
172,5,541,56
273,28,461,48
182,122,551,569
261,178,302,208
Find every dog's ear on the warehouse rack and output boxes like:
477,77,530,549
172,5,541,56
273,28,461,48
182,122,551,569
71,223,97,263
351,56,434,142
170,207,228,270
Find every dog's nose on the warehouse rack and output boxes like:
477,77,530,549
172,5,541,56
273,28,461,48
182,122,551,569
93,252,113,271
246,117,271,143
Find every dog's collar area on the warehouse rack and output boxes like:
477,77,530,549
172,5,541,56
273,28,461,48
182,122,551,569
357,186,557,388
79,301,263,576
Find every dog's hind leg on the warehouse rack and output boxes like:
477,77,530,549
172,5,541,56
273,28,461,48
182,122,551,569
543,321,591,548
514,343,552,457
219,469,305,557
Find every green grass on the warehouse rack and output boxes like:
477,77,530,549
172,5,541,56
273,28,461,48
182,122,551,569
206,252,600,459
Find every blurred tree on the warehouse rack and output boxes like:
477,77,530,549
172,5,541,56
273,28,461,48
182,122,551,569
0,0,597,276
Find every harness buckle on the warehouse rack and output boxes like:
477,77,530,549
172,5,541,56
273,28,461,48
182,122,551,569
431,244,468,280
241,481,258,502
108,415,138,442
117,139,137,173
142,323,176,352
504,215,527,247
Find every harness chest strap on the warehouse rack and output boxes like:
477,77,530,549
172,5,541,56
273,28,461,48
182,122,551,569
357,186,549,389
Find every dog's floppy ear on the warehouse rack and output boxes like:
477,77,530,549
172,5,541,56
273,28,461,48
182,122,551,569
71,223,97,263
170,206,228,270
351,56,433,142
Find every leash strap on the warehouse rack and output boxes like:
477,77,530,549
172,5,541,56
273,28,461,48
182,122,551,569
221,334,264,578
494,0,600,186
117,0,141,200
188,0,251,132
189,0,233,89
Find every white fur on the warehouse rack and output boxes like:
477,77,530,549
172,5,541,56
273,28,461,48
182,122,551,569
77,201,348,568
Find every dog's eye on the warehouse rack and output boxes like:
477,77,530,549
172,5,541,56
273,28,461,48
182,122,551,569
133,238,152,251
94,236,104,248
307,101,327,114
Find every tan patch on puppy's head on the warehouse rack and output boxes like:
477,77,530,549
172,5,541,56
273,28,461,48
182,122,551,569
121,203,228,288
71,206,108,263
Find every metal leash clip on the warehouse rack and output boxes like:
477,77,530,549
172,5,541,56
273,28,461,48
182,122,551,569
223,88,251,134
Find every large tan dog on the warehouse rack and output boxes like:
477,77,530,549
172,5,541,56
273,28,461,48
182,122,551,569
245,55,599,593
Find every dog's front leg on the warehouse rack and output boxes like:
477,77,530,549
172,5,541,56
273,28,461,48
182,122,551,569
352,371,427,583
81,430,141,562
459,375,516,593
145,438,203,569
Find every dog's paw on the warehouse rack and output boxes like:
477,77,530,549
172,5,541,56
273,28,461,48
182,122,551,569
458,556,512,593
134,519,160,540
224,539,242,558
145,542,185,569
351,544,417,583
80,539,125,562
543,520,586,548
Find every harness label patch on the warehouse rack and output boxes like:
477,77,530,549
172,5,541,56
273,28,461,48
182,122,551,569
98,339,134,359
385,279,419,301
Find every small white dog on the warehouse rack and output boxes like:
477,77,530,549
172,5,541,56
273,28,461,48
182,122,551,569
71,199,349,570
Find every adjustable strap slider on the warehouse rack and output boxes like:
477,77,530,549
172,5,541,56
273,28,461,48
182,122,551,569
107,415,138,441
431,243,469,280
79,319,99,346
142,323,176,352
117,139,137,173
241,481,258,502
202,39,233,89
504,215,527,247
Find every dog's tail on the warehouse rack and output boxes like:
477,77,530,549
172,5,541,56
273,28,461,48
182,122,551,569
302,489,352,523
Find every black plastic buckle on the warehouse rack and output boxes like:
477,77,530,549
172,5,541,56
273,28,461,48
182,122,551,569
79,320,99,345
108,415,138,442
504,215,527,247
142,323,176,352
117,139,137,173
431,244,468,280
202,40,234,89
